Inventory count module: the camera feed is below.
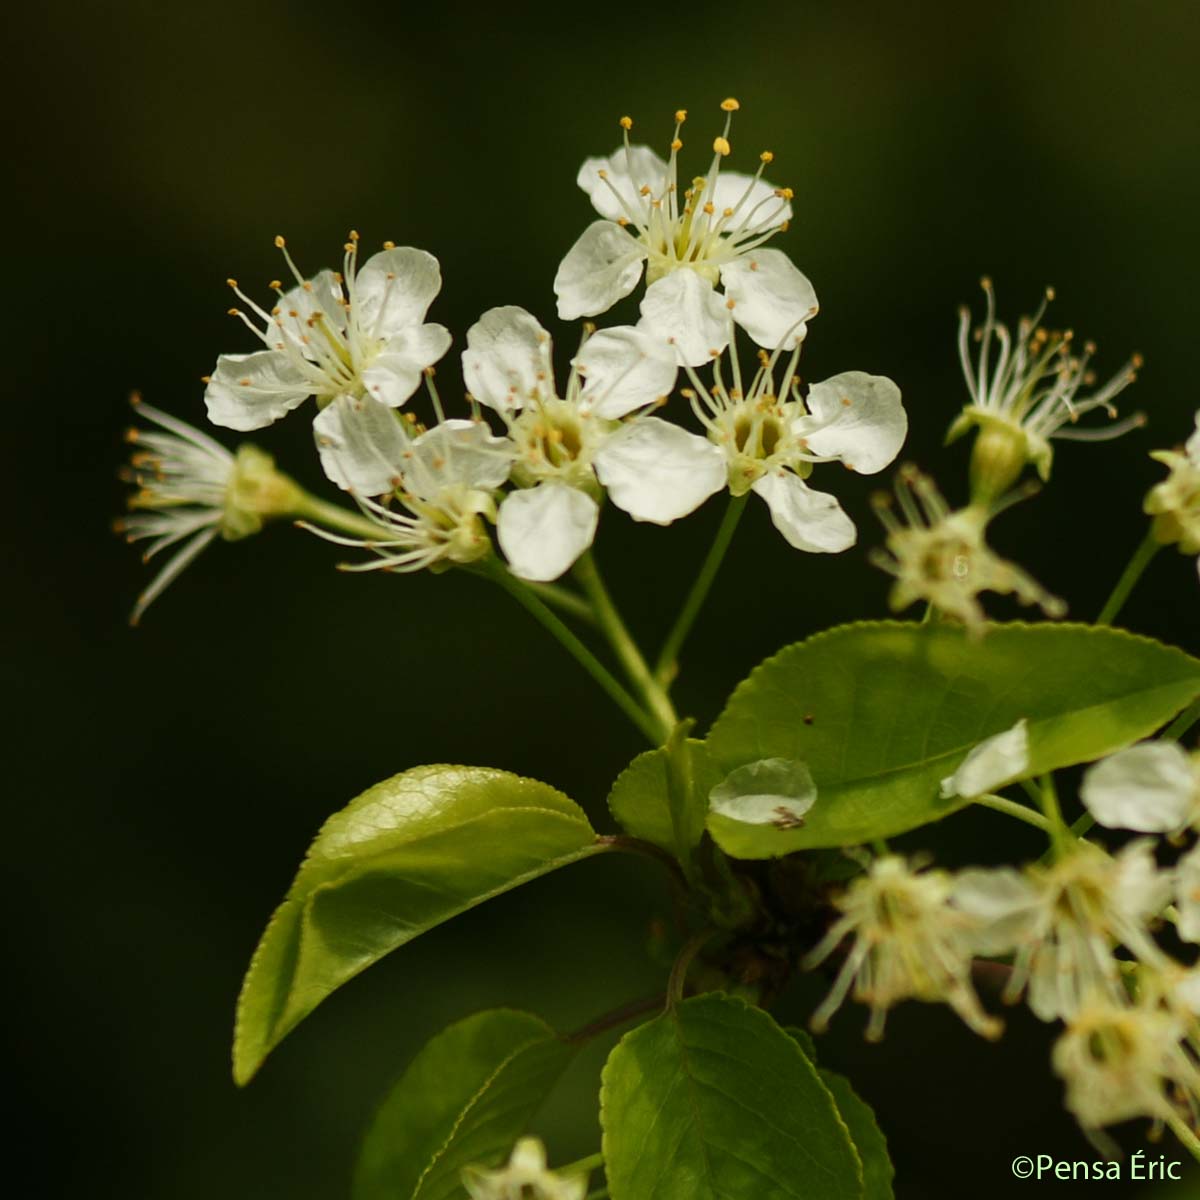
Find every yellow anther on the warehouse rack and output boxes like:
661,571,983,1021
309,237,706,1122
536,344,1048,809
268,279,282,290
671,138,683,151
760,150,774,163
720,97,740,112
383,240,396,250
619,115,633,130
616,216,630,227
980,275,993,291
703,202,715,214
1045,285,1056,301
226,278,238,288
274,235,286,248
675,108,688,123
713,136,731,156
639,184,652,196
723,207,734,217
775,187,794,200
348,229,360,241
597,168,608,179
725,298,736,310
226,307,239,316
1132,352,1145,369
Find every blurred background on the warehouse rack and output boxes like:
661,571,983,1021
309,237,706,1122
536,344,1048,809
8,1,1200,1196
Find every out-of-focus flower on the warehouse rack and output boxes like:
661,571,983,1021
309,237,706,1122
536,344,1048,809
462,1138,588,1200
1145,411,1200,581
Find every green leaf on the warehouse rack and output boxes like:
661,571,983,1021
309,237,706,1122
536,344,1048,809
354,1008,575,1200
707,621,1200,856
234,765,598,1084
607,737,720,866
601,992,863,1199
816,1072,893,1200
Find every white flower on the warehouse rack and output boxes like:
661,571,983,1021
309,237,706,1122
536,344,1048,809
1145,411,1200,581
1053,992,1200,1131
940,719,1030,798
685,339,905,553
461,305,724,581
1080,741,1200,834
805,855,1001,1041
870,467,1066,634
555,100,817,366
205,232,451,494
952,841,1172,1022
117,398,300,624
1175,842,1200,944
948,278,1142,484
462,1138,588,1200
307,416,514,574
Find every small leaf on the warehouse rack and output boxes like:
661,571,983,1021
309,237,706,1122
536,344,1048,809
235,765,598,1084
607,737,720,865
354,1009,575,1200
707,622,1200,856
601,992,863,1199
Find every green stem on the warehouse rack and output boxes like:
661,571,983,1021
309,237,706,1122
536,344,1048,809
1036,773,1074,855
1165,697,1200,743
477,558,661,744
1097,529,1160,626
559,1152,604,1177
573,550,678,742
972,793,1053,833
666,930,714,1007
293,493,392,542
525,581,596,626
653,495,748,686
1165,1110,1200,1166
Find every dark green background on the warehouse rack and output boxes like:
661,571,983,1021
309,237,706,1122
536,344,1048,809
10,2,1200,1196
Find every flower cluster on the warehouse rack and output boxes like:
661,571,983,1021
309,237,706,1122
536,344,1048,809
811,719,1200,1142
121,100,910,615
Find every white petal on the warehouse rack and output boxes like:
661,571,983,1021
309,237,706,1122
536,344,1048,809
362,323,452,408
405,418,515,496
462,306,553,413
939,719,1030,799
637,271,730,368
1185,411,1200,464
272,269,347,347
709,171,792,234
354,247,442,341
313,394,409,495
708,758,817,826
951,867,1040,955
204,350,311,431
497,485,599,582
554,221,646,321
574,326,677,419
1178,844,1200,943
1114,838,1173,922
750,473,856,552
800,372,907,475
1080,742,1197,833
594,417,727,524
576,146,670,222
720,249,818,351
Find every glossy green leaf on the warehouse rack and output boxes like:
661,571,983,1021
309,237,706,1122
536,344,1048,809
817,1071,893,1200
601,992,863,1199
607,737,720,864
234,765,598,1084
354,1008,574,1200
707,622,1200,856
